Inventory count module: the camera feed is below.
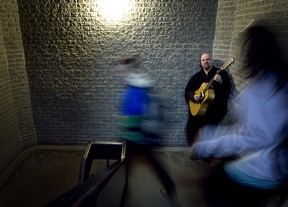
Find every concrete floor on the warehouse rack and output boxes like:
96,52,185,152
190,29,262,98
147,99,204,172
0,145,211,207
0,145,285,207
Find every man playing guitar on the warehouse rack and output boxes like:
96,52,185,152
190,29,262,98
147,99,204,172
184,53,232,145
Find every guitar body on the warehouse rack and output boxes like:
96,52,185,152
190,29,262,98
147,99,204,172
189,82,215,116
188,57,235,117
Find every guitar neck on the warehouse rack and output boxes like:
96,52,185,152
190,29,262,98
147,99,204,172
201,58,234,94
202,69,220,93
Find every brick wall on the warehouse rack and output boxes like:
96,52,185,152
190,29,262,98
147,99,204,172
215,0,288,91
2,0,287,149
18,0,218,146
0,0,36,176
212,0,288,125
0,21,22,176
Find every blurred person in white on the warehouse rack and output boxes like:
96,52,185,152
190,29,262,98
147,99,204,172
190,24,288,207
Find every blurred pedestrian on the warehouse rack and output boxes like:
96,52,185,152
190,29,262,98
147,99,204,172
190,24,288,207
116,56,180,206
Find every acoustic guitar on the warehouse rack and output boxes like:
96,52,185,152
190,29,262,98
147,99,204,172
189,58,235,116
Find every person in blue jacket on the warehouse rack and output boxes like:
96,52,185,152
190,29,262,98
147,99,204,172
190,24,288,207
116,56,180,206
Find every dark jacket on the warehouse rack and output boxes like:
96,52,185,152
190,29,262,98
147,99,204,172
185,66,232,123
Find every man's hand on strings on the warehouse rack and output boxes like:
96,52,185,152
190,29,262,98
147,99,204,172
194,94,202,102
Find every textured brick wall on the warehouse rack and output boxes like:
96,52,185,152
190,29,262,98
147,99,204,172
2,0,287,150
214,0,288,91
18,0,218,146
0,21,22,176
0,0,36,175
213,0,236,62
212,0,288,125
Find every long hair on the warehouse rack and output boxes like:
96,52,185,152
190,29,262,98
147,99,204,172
241,25,288,89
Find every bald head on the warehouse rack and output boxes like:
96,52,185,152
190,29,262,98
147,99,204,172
200,53,213,73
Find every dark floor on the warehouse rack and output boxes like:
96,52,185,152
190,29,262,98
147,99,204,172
0,146,286,207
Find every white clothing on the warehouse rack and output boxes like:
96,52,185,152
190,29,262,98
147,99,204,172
194,73,288,186
124,73,155,88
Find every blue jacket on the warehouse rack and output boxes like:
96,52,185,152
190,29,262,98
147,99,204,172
119,72,155,143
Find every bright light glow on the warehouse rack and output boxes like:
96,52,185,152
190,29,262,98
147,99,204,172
98,0,131,21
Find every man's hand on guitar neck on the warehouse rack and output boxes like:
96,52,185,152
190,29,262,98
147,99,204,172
213,74,223,84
